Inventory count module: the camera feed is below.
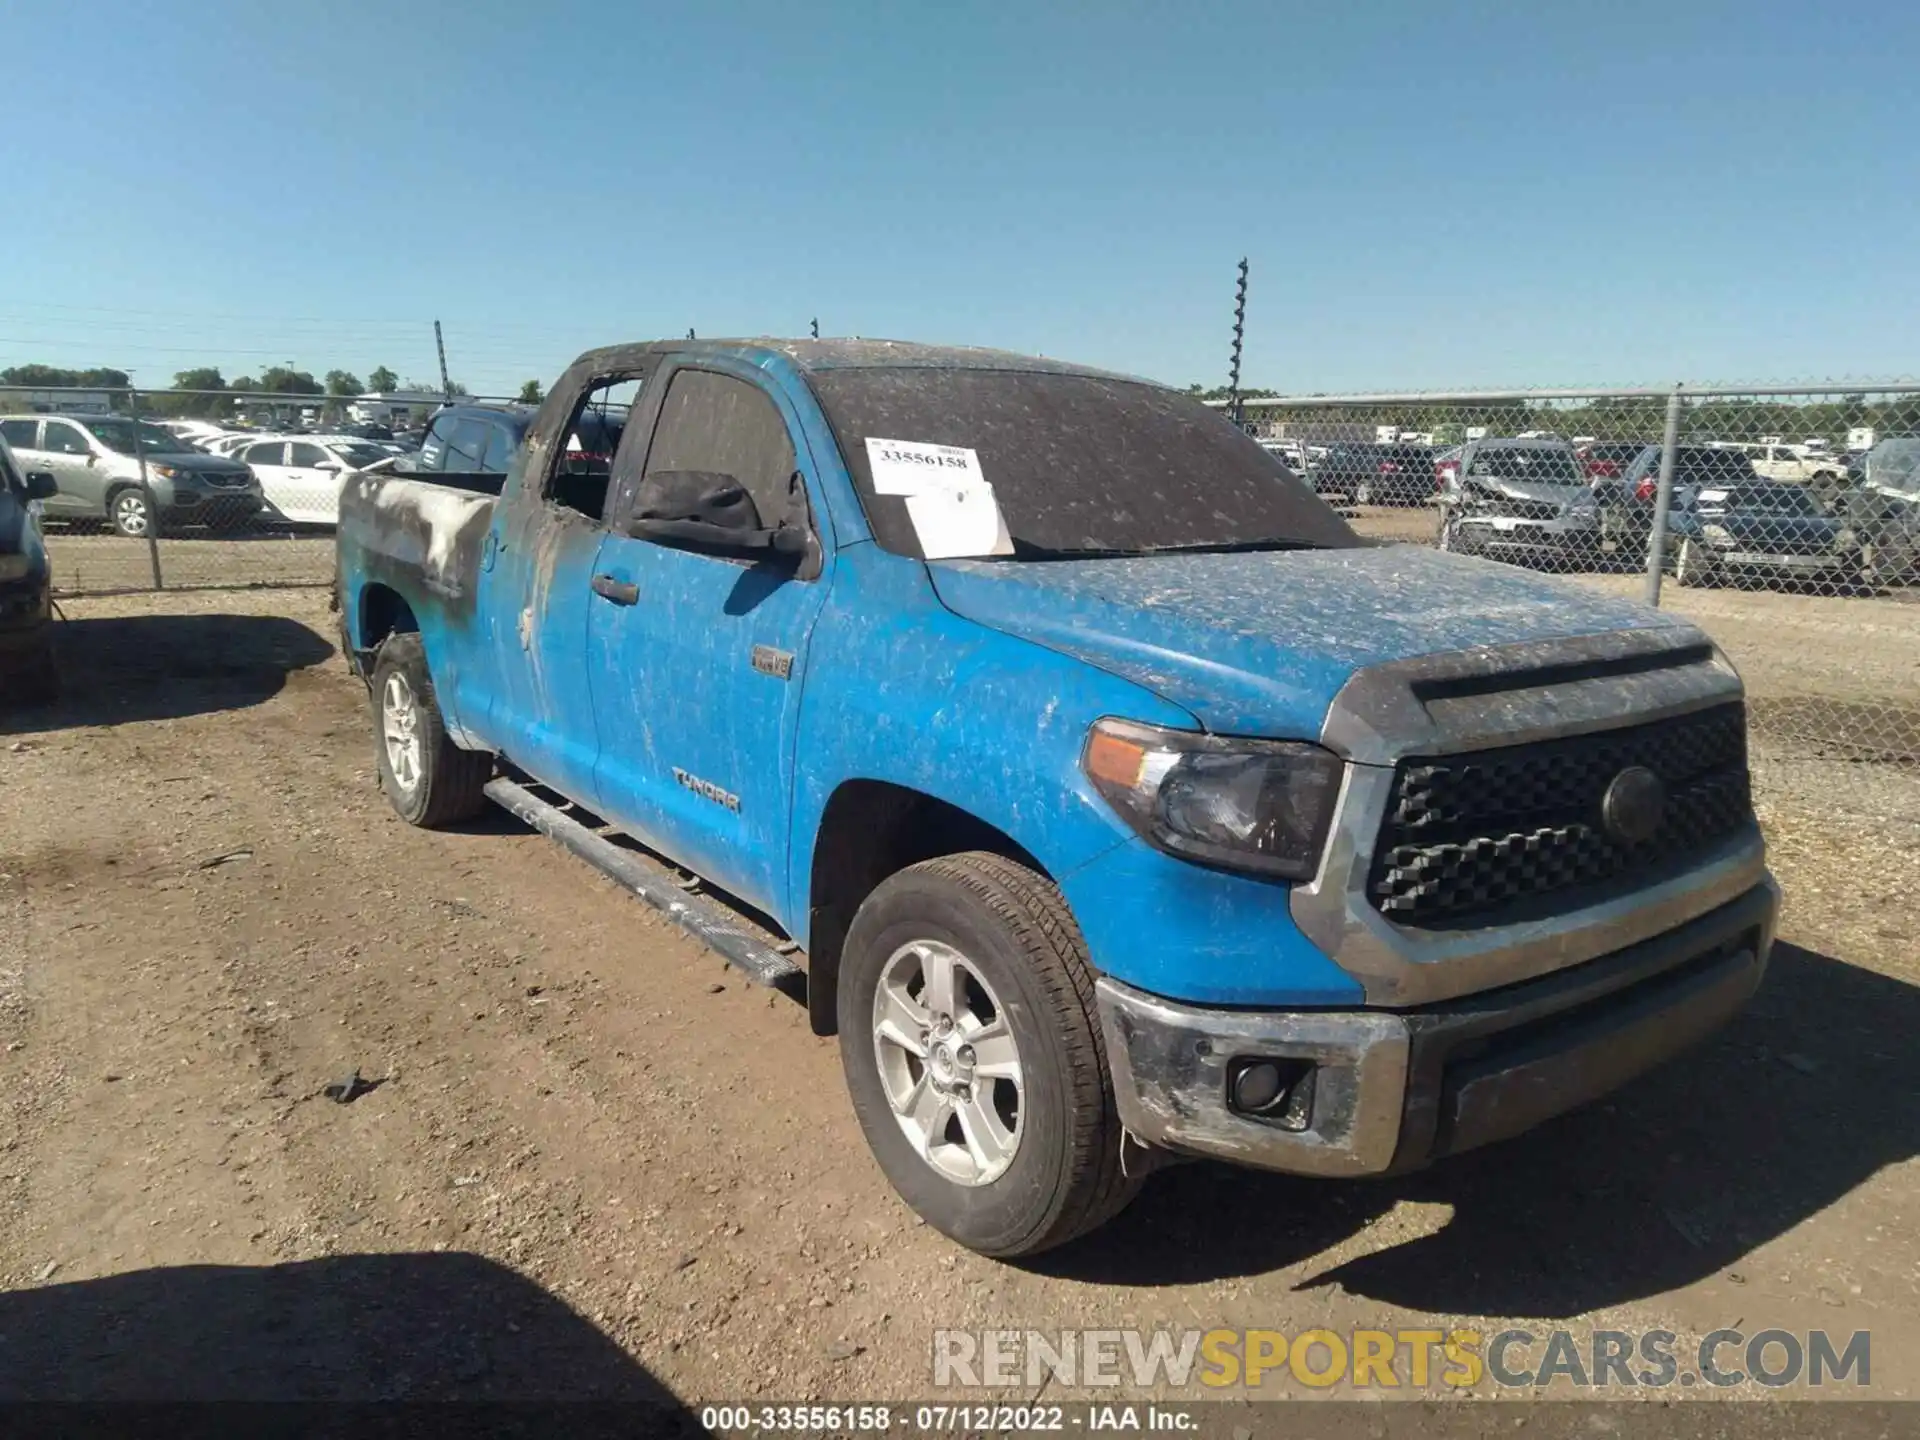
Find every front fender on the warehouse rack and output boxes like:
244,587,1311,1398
787,546,1194,936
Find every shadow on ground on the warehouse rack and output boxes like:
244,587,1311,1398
0,1250,696,1419
1037,942,1917,1317
2,612,336,734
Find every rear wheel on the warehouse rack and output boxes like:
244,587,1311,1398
369,631,491,827
838,852,1144,1257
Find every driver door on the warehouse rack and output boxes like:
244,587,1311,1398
34,420,103,519
585,362,833,921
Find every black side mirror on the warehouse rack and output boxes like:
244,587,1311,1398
25,471,58,500
626,470,805,559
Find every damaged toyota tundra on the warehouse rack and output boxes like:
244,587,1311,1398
334,340,1777,1257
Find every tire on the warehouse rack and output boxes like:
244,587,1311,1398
368,631,491,827
838,851,1144,1257
1674,538,1718,588
107,486,152,539
1439,517,1480,555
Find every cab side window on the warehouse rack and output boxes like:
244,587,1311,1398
641,370,796,528
0,420,38,450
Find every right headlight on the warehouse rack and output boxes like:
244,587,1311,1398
0,554,31,582
1082,718,1343,881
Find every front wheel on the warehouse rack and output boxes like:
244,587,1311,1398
369,631,492,827
1675,537,1718,588
838,852,1143,1257
108,487,152,539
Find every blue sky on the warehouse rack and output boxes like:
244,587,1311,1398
3,1,1914,397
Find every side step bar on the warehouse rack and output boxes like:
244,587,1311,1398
483,777,805,996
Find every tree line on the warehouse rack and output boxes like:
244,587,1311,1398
0,363,547,418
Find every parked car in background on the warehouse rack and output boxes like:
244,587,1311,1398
1607,445,1760,536
1723,441,1845,489
394,402,623,482
1666,479,1859,589
1436,438,1598,566
155,419,237,451
1305,442,1435,506
0,414,264,537
232,434,399,526
0,434,60,703
1577,440,1655,479
1257,437,1306,472
1839,436,1920,584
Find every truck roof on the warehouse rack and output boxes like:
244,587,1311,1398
565,338,1162,387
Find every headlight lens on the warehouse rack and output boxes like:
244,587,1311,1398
148,463,177,479
0,554,31,582
1701,523,1734,545
1082,718,1343,880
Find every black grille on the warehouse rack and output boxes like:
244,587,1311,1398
1368,703,1751,926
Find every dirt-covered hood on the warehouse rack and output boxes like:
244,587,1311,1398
929,544,1689,739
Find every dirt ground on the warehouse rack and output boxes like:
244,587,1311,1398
2,585,1916,1416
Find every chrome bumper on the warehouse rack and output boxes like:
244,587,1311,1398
1098,878,1778,1178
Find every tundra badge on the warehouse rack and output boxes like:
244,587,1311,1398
672,767,742,813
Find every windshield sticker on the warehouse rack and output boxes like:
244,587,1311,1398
865,438,986,496
903,482,1014,559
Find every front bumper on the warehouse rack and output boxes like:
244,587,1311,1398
1097,878,1778,1177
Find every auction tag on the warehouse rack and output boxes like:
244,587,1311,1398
904,483,1013,559
866,437,986,496
1492,517,1519,531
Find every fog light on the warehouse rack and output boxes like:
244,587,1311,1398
1231,1061,1286,1113
1227,1057,1316,1129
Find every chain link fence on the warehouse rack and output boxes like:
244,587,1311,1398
1,384,517,596
1242,383,1920,824
11,377,1915,821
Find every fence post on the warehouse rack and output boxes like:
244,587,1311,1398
123,388,165,590
1641,384,1685,607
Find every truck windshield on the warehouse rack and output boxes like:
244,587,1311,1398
809,368,1357,559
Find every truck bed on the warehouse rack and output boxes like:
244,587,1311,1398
337,469,500,612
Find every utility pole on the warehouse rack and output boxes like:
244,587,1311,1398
434,320,452,400
1228,258,1249,429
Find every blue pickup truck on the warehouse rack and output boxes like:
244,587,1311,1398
335,339,1778,1257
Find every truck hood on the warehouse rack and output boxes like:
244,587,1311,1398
929,545,1688,739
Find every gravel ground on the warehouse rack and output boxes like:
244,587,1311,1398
2,587,1915,1419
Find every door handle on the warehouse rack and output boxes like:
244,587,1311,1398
591,573,639,605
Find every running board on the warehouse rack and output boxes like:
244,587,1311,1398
483,777,805,996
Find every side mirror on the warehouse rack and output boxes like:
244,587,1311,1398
625,470,806,559
25,471,58,500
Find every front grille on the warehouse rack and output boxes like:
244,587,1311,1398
199,472,251,489
1368,703,1751,926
